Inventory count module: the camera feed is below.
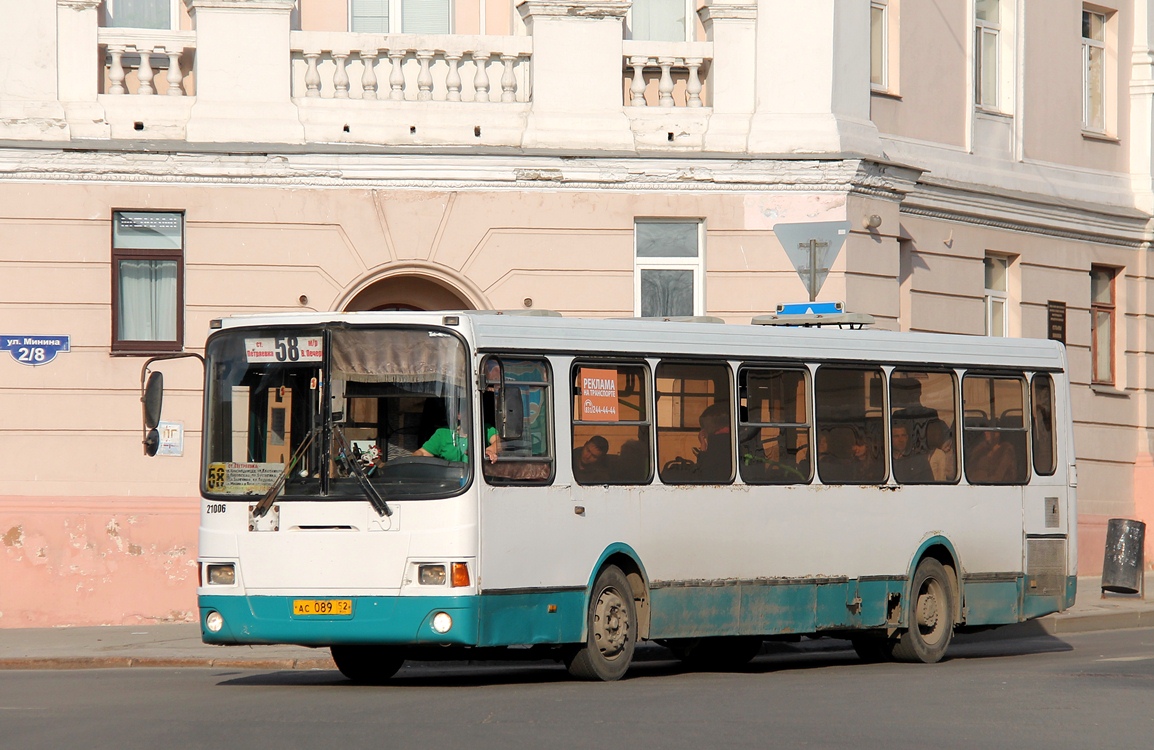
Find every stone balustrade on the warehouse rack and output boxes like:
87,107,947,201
622,40,713,108
97,29,197,96
291,33,532,104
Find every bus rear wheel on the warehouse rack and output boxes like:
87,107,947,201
892,559,955,664
330,645,404,683
566,566,636,681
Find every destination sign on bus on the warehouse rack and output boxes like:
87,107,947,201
245,336,323,363
580,367,618,421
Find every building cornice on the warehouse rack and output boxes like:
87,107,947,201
57,0,103,10
697,0,757,23
516,0,630,21
0,148,915,197
184,0,296,11
903,177,1150,249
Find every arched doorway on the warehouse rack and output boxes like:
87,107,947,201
342,272,478,312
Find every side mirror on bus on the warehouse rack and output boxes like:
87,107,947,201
137,352,205,458
497,385,524,441
144,371,164,428
142,370,164,457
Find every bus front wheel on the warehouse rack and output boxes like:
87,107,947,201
566,566,636,681
330,645,404,683
892,558,956,664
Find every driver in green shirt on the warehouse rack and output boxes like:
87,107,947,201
415,422,499,463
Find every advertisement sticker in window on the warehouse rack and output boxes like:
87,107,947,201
580,368,618,421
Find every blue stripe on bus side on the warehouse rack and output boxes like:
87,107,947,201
201,574,1069,648
649,579,905,638
476,590,587,646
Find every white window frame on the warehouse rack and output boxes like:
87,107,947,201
972,0,1018,115
870,0,889,92
349,0,454,34
974,0,1001,111
634,220,705,318
984,254,1010,338
626,0,695,42
101,0,181,29
1082,8,1107,133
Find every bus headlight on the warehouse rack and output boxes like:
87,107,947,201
206,563,235,585
205,611,224,633
431,612,453,634
418,564,446,586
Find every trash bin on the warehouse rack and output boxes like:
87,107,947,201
1101,518,1146,594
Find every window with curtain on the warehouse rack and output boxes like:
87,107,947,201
635,220,703,318
112,211,184,353
102,0,174,29
350,0,451,33
629,0,689,42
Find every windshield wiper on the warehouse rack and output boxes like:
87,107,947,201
252,428,317,519
333,426,392,517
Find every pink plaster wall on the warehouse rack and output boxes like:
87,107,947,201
0,497,199,628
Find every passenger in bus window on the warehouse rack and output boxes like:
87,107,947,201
573,435,611,483
926,419,956,482
694,403,733,479
892,422,933,483
967,422,1017,483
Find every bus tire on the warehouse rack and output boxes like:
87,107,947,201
330,645,404,683
566,566,636,681
892,558,955,664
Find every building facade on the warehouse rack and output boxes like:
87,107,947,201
1,0,1151,626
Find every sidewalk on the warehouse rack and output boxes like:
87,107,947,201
1,574,1150,671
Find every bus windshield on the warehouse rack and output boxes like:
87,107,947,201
203,325,472,501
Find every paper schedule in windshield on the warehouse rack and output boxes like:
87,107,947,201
207,462,285,494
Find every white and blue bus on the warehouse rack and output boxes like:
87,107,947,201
182,310,1076,681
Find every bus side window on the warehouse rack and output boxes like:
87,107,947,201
890,370,958,484
483,357,554,485
815,367,886,485
656,361,734,485
1031,374,1056,476
962,374,1029,485
572,363,652,485
739,368,812,485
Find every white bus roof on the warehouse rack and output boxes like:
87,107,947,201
213,311,1068,372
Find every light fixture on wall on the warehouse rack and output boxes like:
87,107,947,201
862,214,882,230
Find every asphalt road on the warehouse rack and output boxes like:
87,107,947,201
2,629,1152,750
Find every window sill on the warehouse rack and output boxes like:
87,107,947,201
1090,384,1128,397
1082,130,1120,144
870,88,902,101
974,107,1012,120
111,345,183,357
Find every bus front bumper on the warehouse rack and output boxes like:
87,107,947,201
199,594,479,647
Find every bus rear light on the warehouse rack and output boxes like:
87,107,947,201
418,564,447,586
451,562,470,587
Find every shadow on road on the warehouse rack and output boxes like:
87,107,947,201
214,626,1075,688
